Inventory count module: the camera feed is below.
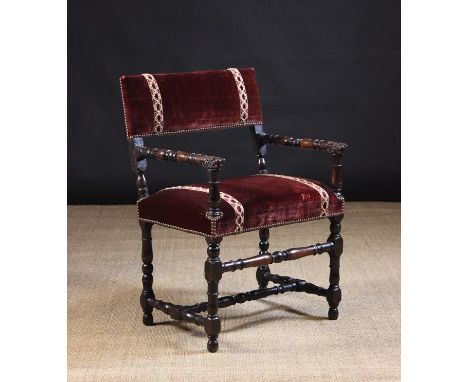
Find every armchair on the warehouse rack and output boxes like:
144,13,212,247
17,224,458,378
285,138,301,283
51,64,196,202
120,67,348,352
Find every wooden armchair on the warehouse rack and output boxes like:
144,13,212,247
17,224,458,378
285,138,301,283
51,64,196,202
120,68,347,352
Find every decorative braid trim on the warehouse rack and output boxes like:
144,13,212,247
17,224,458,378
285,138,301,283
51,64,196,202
227,68,248,123
160,186,245,233
219,192,244,233
259,174,330,217
141,73,164,133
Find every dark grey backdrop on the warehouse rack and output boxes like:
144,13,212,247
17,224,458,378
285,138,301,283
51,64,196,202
68,0,400,204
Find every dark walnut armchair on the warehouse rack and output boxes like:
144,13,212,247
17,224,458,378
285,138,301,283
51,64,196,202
120,68,348,353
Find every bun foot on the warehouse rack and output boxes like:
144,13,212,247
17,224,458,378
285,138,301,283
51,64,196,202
328,308,339,320
207,337,219,353
143,313,153,326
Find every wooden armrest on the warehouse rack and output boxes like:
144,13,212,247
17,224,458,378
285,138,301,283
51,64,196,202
136,146,225,169
258,133,348,156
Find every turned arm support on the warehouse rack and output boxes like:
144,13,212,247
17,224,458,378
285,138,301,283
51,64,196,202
129,137,225,214
138,145,225,218
206,166,223,220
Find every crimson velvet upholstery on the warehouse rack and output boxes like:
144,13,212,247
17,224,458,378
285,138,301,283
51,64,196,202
120,68,262,138
138,174,344,237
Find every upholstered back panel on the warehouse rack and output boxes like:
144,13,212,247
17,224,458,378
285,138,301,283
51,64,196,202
120,67,263,139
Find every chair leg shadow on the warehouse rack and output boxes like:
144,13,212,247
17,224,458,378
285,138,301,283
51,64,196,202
221,299,328,333
151,297,327,335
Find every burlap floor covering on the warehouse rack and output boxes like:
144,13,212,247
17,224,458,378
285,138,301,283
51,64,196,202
68,202,400,381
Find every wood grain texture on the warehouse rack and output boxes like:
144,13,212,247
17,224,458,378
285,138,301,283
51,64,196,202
223,241,333,273
327,215,343,320
256,228,271,288
139,221,155,326
256,132,348,156
204,237,223,352
136,144,225,169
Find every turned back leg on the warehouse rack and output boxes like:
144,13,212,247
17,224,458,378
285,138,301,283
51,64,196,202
327,216,343,320
140,221,155,325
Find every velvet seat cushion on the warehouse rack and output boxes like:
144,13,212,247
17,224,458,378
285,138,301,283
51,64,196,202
138,174,344,238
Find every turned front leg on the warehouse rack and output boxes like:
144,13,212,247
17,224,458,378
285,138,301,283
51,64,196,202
327,216,343,320
140,221,155,325
205,237,223,352
256,228,270,288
